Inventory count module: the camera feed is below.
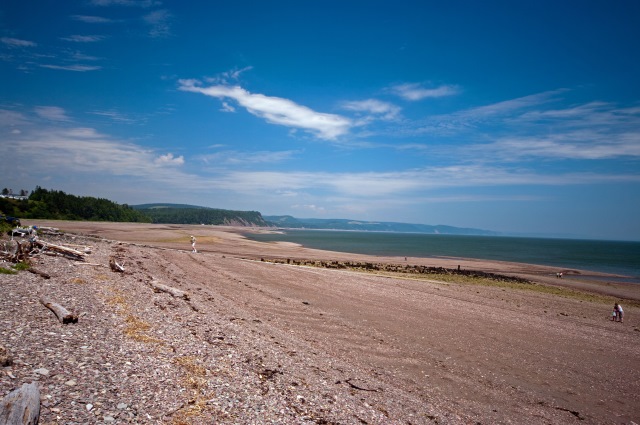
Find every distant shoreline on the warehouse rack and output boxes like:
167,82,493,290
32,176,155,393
242,227,640,281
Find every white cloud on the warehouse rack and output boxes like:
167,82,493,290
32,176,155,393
71,52,101,61
71,15,118,23
342,99,401,121
0,109,28,127
61,35,106,43
144,9,172,37
91,0,160,7
220,102,235,113
458,97,640,161
2,126,194,186
389,83,459,101
1,37,37,47
90,110,140,124
40,64,102,72
199,150,297,166
481,133,640,161
154,153,184,166
179,80,352,140
463,90,565,120
216,166,640,200
205,67,254,85
35,106,71,122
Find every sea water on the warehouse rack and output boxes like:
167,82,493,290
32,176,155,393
245,230,640,281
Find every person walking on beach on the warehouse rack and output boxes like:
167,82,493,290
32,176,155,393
614,302,624,322
190,235,197,253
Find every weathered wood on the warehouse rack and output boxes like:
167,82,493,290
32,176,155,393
150,281,190,301
109,258,125,273
0,382,40,425
39,297,78,324
28,268,50,279
34,240,85,260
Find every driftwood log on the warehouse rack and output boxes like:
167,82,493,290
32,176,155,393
39,297,78,324
34,240,85,261
109,258,125,273
0,382,40,425
28,268,50,279
150,281,190,301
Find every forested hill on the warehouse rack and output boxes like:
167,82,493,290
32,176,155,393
132,204,269,226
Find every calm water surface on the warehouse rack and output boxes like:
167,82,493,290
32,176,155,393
245,230,640,281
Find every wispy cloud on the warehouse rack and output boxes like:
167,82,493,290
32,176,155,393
61,35,106,43
0,109,29,127
90,110,137,123
342,99,401,121
40,64,102,72
480,134,640,161
154,153,184,166
205,66,254,85
90,0,160,7
35,106,71,122
461,90,564,120
220,102,235,113
409,90,640,163
178,80,352,140
3,126,191,185
389,82,460,101
408,89,565,135
216,166,640,200
71,52,101,61
1,37,37,47
143,9,172,38
198,150,298,166
71,15,118,23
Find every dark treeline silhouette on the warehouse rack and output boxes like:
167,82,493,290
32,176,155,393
0,186,151,223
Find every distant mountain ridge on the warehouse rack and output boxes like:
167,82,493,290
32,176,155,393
130,204,496,235
263,215,498,236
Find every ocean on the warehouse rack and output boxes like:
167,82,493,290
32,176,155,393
244,230,640,281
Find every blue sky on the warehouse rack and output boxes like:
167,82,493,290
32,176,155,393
1,1,639,240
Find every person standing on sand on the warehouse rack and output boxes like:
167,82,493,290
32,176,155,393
190,235,197,253
614,303,624,322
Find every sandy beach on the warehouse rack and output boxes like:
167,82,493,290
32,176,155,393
2,220,639,424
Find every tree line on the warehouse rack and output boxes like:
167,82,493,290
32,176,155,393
0,186,151,223
134,206,267,226
0,186,269,226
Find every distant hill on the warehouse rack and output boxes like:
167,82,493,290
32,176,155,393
129,203,496,234
263,215,498,236
131,203,268,226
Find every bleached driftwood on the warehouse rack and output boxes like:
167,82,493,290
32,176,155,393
39,297,78,324
109,258,125,272
0,382,40,425
34,240,85,261
150,281,190,301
